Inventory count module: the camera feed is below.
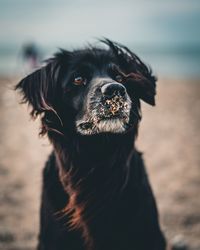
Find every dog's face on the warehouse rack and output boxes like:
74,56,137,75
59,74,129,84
16,39,156,137
62,50,134,135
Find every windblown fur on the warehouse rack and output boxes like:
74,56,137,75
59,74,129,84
16,39,166,250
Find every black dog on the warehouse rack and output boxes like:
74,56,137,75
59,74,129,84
16,39,166,250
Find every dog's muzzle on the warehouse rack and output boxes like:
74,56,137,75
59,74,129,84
76,81,132,135
100,83,128,118
101,82,126,99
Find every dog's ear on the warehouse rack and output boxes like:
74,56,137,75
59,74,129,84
101,38,157,106
126,72,156,106
16,59,61,118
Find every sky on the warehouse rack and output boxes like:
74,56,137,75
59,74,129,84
0,0,200,77
0,0,200,49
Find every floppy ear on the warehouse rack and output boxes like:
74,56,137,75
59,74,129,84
15,59,61,118
126,72,156,106
101,38,157,106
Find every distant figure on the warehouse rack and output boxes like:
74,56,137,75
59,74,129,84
22,42,40,72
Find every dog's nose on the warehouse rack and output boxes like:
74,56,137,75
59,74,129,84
101,83,126,99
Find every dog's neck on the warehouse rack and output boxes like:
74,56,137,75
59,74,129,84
54,129,136,161
76,133,135,161
54,131,137,249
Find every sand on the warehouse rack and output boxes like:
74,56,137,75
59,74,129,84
0,77,199,250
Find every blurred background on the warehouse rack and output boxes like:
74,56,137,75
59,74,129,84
0,0,199,250
0,0,200,78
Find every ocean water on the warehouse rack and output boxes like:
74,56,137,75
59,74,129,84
1,0,199,78
0,45,199,79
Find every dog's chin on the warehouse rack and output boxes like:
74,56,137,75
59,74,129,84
95,118,127,134
76,116,130,136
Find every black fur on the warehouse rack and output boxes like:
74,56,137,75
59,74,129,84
16,39,166,250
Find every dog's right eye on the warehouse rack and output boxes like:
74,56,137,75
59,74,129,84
73,76,87,86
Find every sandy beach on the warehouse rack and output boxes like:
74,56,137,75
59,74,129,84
0,77,199,250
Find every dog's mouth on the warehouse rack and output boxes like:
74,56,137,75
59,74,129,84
76,95,132,135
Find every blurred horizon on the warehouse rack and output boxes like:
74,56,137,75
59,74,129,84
0,0,200,78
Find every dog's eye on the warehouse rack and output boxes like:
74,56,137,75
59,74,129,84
115,75,123,83
73,76,87,86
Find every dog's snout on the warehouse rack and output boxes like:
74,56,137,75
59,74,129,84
101,83,126,99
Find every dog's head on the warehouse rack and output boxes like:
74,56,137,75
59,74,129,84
16,39,156,137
